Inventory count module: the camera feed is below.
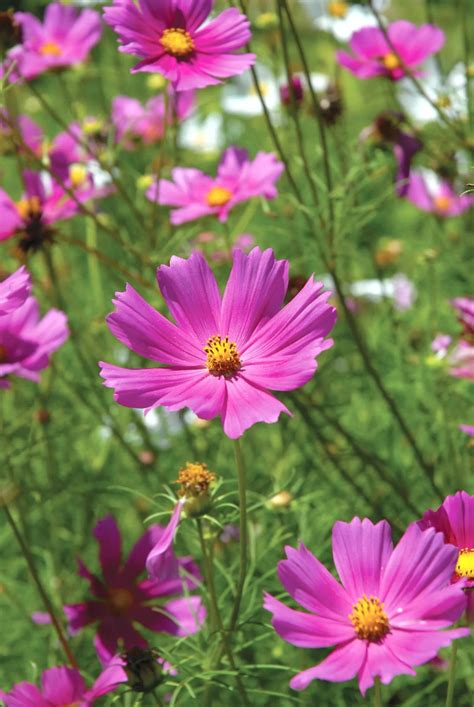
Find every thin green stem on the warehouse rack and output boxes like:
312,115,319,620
3,504,78,668
445,642,458,707
373,676,382,707
229,438,248,633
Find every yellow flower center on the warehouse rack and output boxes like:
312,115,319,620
206,186,233,208
204,335,241,378
434,195,452,212
108,588,134,615
160,28,195,57
0,344,8,363
349,594,390,641
16,196,41,220
40,40,62,57
381,52,401,71
69,163,88,189
176,462,216,497
328,1,348,18
456,548,474,580
436,95,452,109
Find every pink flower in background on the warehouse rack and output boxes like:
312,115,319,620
99,247,336,439
405,171,474,216
0,295,68,389
64,516,205,664
451,297,474,341
459,424,474,437
0,663,126,707
147,147,284,224
264,518,468,695
0,111,43,156
337,21,445,81
4,3,102,81
448,341,474,380
0,266,30,316
418,492,474,621
103,0,255,91
112,89,195,148
280,75,305,106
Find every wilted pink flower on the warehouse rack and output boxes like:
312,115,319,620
4,3,102,81
280,75,304,106
0,294,68,389
264,518,469,694
147,147,284,224
112,90,195,148
0,663,126,707
0,266,30,316
64,515,205,664
0,110,43,156
451,297,474,341
406,171,474,216
337,21,444,81
103,0,255,91
99,248,336,439
418,492,474,621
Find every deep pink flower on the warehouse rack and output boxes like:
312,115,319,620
0,266,30,316
103,0,255,91
280,75,305,106
3,3,102,81
264,518,468,695
418,492,474,621
146,147,284,224
112,89,195,148
99,248,336,439
0,294,68,389
337,21,445,81
459,424,474,437
405,171,474,216
64,515,205,664
0,663,126,707
0,110,43,156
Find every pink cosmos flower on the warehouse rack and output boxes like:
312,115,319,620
337,21,445,81
451,297,474,341
103,0,255,91
3,3,102,82
264,518,469,695
448,341,474,380
0,266,30,316
146,147,284,224
99,248,336,439
64,515,205,664
0,663,127,707
418,492,474,621
0,111,43,156
0,294,68,389
112,89,195,148
405,171,474,216
459,424,474,437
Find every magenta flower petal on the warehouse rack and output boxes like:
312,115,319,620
222,375,290,439
0,267,31,316
460,424,474,436
93,515,122,584
64,601,105,634
388,20,445,65
122,525,173,582
162,595,206,636
289,639,365,690
0,682,50,707
41,666,86,705
85,658,127,701
358,641,415,695
332,518,393,599
146,500,185,578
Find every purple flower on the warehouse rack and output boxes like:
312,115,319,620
405,171,474,216
4,3,102,81
103,0,255,91
112,89,195,148
99,247,336,439
337,21,445,81
64,515,205,664
0,266,30,316
146,146,284,224
419,492,474,621
0,663,126,707
0,294,68,389
264,518,469,694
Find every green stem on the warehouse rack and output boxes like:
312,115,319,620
373,676,382,707
445,642,458,707
229,438,248,632
3,504,78,668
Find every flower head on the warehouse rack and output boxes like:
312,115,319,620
398,60,467,125
0,294,68,389
418,492,474,620
451,297,474,342
3,3,102,81
0,266,30,316
147,147,284,224
405,170,474,217
103,0,255,91
0,662,126,706
337,21,445,81
99,247,336,439
264,518,469,694
64,515,205,664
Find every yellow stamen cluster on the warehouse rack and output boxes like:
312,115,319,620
176,462,216,498
455,548,474,580
16,196,41,220
381,52,401,71
69,163,88,189
434,195,452,213
108,588,134,615
40,40,62,57
328,1,348,19
160,28,194,57
206,186,233,208
204,335,241,377
349,594,390,641
436,95,452,109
